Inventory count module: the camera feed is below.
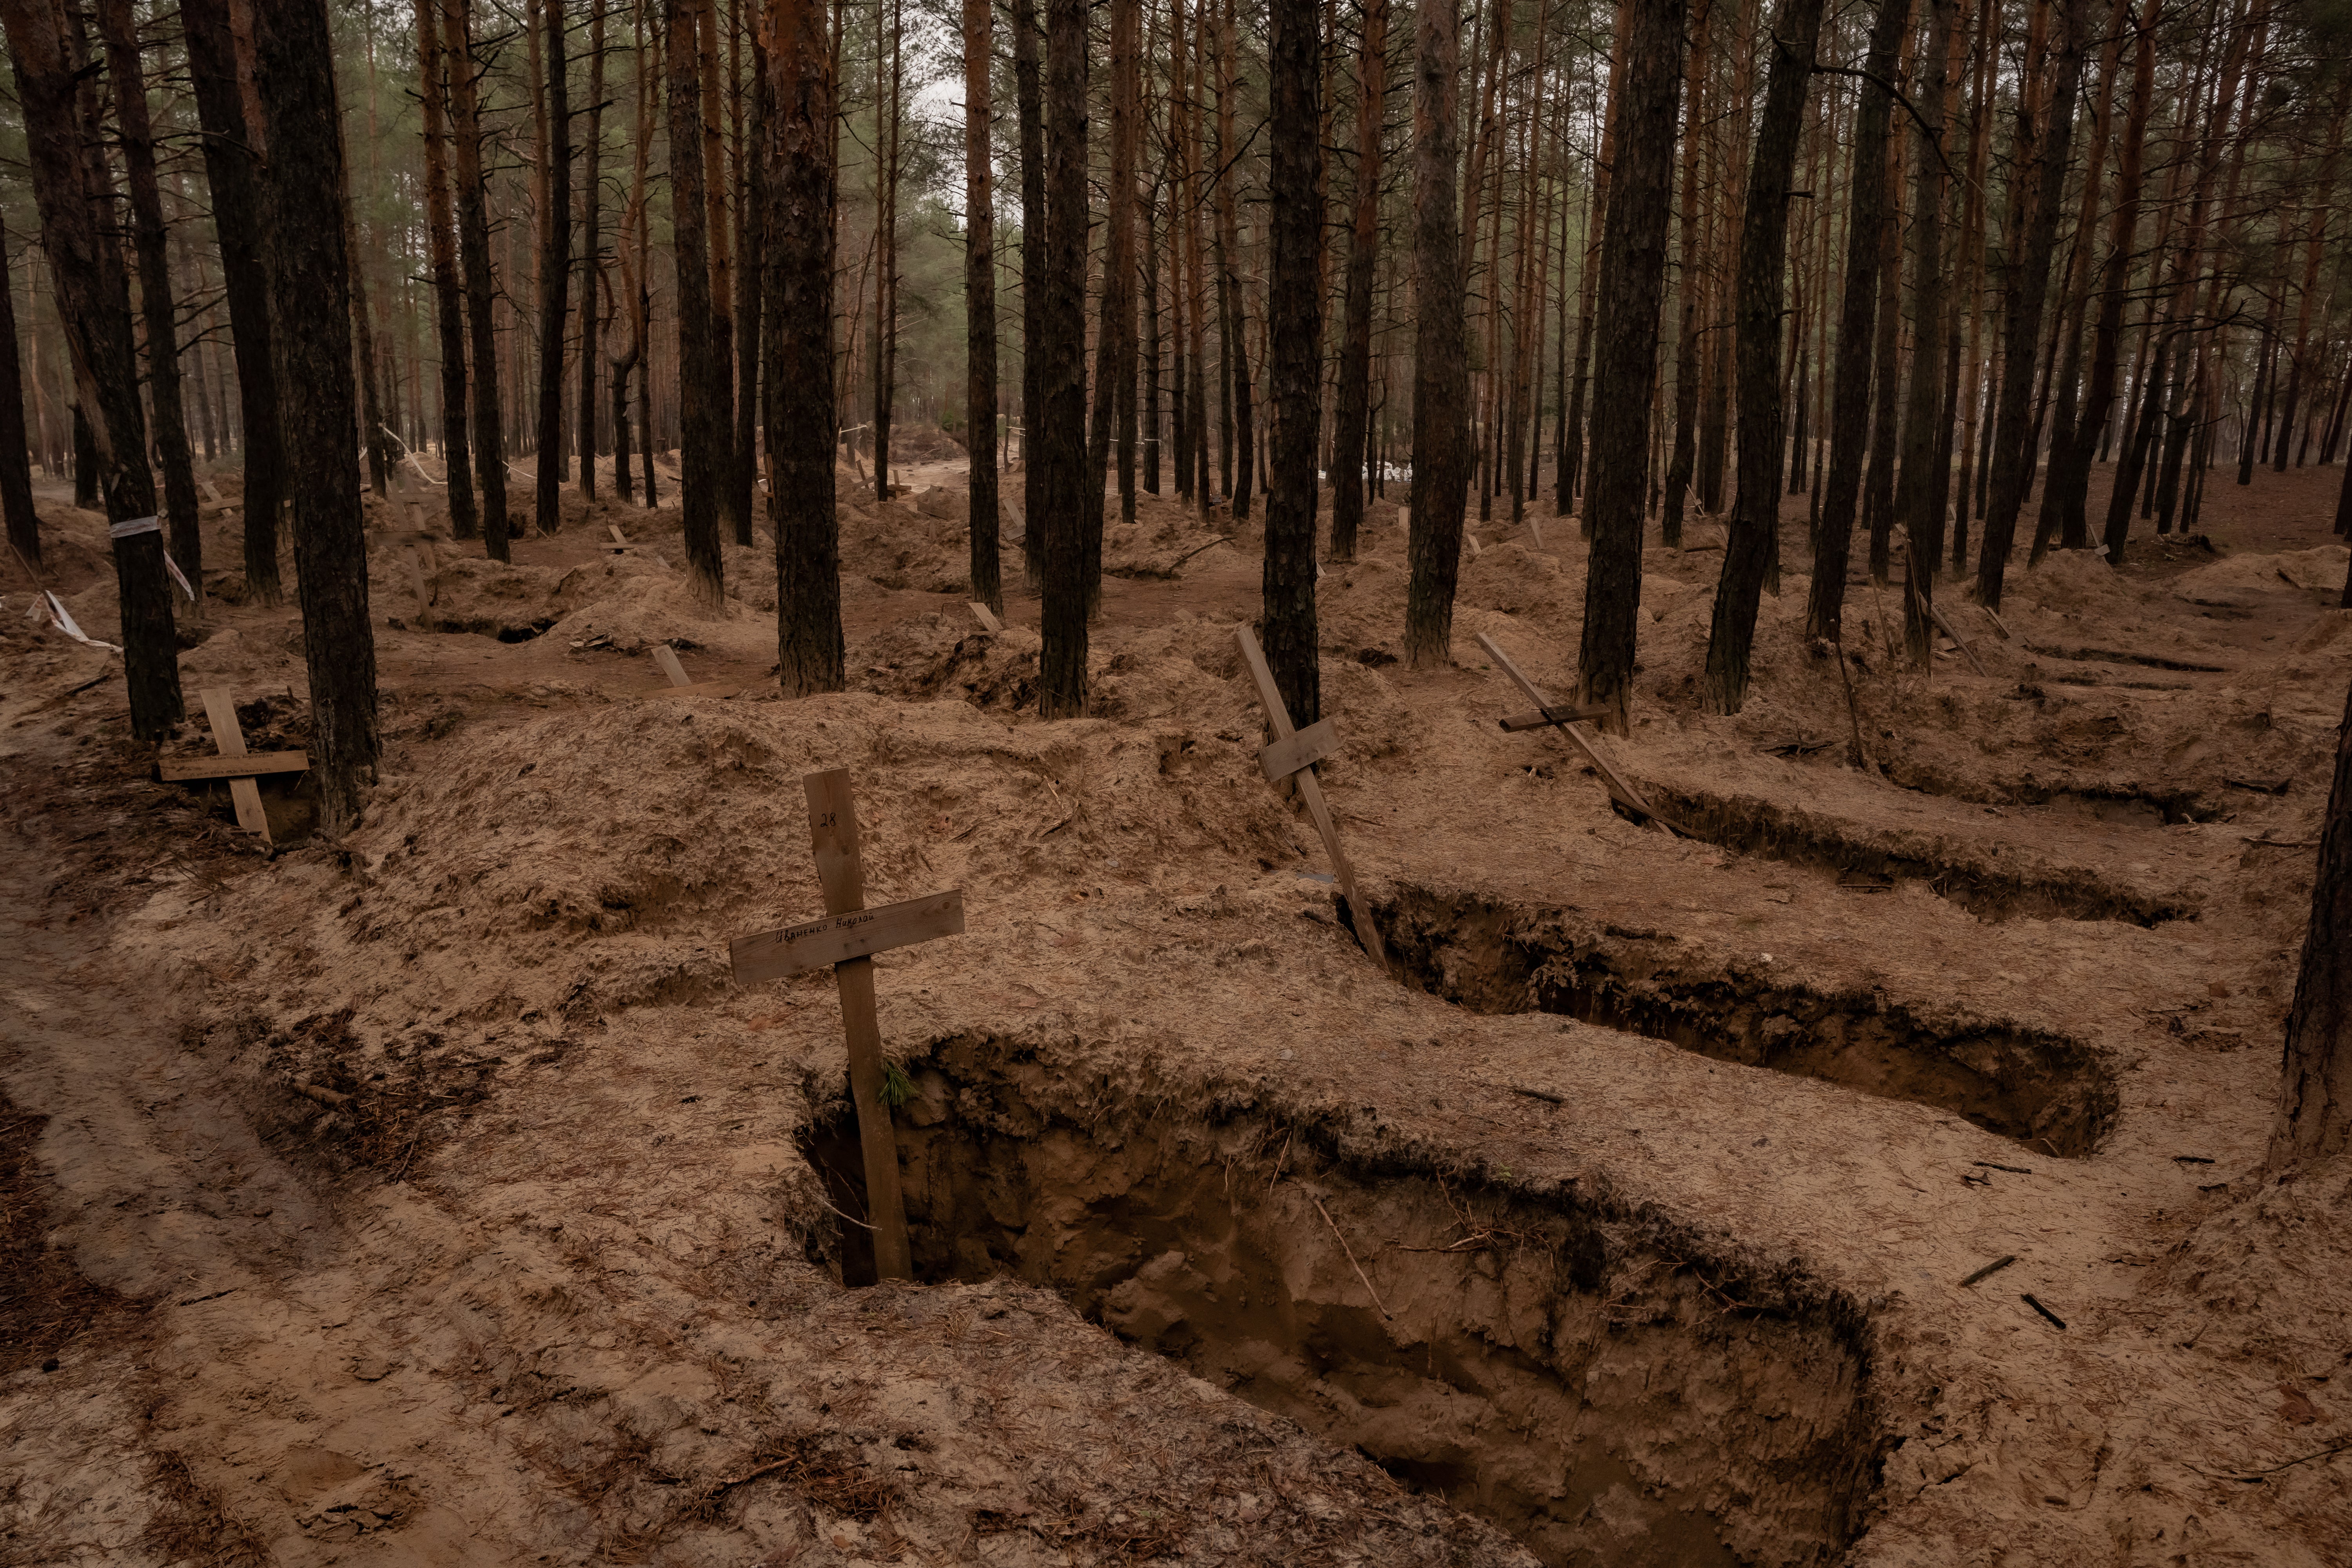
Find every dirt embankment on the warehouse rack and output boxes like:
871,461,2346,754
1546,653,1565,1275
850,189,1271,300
2,450,2347,1566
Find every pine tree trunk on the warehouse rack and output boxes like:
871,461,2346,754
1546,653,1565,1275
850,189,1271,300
1896,0,1956,664
1261,0,1322,722
1575,0,1684,726
731,17,764,532
253,0,380,829
1978,0,2091,608
963,0,1000,611
445,0,510,558
1086,0,1138,581
1036,0,1090,716
1013,0,1045,584
416,0,477,535
1702,0,1827,713
1328,0,1386,564
0,213,37,568
1661,0,1711,549
768,0,841,692
98,0,203,604
1804,0,1909,639
3,0,180,737
702,0,738,533
1404,0,1467,668
183,0,287,600
2274,669,2352,1162
579,0,605,502
870,0,897,508
667,0,724,601
532,0,570,531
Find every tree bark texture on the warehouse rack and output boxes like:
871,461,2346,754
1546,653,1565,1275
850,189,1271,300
445,0,510,558
667,0,725,601
415,0,477,536
99,0,203,602
1405,0,1466,669
963,0,1001,611
2,0,180,738
1978,0,2091,608
0,212,37,568
767,0,841,693
183,0,288,598
1577,0,1685,727
1037,0,1090,716
1261,0,1322,725
2273,671,2352,1163
253,0,380,829
1702,0,1827,714
535,0,572,534
1328,0,1385,564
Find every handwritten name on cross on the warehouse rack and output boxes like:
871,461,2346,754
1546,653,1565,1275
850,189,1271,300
728,769,964,1280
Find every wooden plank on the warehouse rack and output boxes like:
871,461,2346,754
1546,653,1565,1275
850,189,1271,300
608,524,632,550
1463,530,1483,559
653,645,692,687
158,750,310,781
1500,701,1613,731
798,769,915,1281
1235,626,1391,975
1526,515,1546,549
199,688,250,758
1475,633,1668,827
642,681,743,701
730,889,965,981
1259,716,1339,782
969,601,1003,633
196,688,271,842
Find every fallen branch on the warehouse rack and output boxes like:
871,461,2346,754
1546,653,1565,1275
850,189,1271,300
2021,1293,2067,1330
1957,1255,2016,1288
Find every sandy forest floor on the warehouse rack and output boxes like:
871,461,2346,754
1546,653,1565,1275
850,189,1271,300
3,444,2348,1568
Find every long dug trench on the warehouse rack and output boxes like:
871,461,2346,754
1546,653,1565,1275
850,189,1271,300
797,1037,1889,1568
1373,885,2117,1159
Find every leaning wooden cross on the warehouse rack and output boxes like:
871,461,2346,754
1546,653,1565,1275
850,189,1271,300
642,643,740,701
967,601,1003,633
1475,632,1675,831
1235,625,1390,973
730,769,964,1281
157,687,307,845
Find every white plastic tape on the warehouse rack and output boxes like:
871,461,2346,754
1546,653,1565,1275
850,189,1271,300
164,550,196,602
44,591,122,653
107,514,162,540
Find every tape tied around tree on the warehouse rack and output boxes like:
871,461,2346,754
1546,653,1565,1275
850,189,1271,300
164,551,196,602
107,514,162,540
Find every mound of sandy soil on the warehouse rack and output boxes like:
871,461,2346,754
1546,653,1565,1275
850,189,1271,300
2171,543,2351,603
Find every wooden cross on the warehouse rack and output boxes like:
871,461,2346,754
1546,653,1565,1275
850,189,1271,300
1235,625,1390,973
158,688,307,844
607,523,635,554
968,601,1003,633
642,643,741,701
1476,632,1674,830
729,769,965,1281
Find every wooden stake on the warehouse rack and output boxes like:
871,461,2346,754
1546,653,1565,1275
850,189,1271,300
653,644,693,686
1476,632,1673,828
1234,625,1390,973
808,769,916,1279
968,601,1003,633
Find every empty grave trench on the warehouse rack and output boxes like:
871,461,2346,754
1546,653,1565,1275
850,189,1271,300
797,1040,1887,1568
1373,886,2116,1160
1645,786,2200,927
